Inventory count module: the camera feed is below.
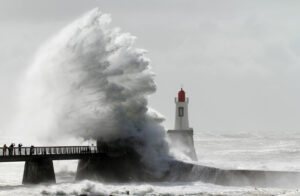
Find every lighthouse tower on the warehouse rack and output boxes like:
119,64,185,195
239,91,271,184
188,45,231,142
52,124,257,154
167,88,197,161
175,88,190,130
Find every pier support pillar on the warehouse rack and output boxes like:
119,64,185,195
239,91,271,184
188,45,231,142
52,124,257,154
76,148,147,182
76,156,140,182
22,159,56,184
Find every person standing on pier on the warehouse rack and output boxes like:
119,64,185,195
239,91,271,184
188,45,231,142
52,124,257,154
30,145,34,155
18,143,22,155
9,143,15,155
3,144,7,156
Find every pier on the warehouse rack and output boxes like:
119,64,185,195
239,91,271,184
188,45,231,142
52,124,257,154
0,145,101,184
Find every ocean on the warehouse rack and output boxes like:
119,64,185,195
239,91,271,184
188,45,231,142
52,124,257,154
0,131,300,196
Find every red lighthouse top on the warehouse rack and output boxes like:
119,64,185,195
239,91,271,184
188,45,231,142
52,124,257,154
178,88,186,102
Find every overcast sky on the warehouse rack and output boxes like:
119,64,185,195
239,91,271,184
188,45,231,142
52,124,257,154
0,0,300,134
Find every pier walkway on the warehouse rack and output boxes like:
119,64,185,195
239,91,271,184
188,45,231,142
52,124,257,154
0,145,102,184
0,146,99,162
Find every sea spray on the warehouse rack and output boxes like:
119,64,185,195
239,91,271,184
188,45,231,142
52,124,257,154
14,8,171,178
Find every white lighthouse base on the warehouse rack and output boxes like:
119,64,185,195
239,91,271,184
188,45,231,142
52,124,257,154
167,129,198,161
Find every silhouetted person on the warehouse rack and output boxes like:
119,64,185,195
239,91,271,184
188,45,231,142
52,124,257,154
30,145,34,155
18,143,22,155
3,144,7,156
9,143,15,156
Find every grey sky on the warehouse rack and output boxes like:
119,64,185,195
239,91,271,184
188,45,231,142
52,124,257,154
0,0,300,134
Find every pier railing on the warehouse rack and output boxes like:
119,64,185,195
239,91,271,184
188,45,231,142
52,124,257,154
0,146,98,157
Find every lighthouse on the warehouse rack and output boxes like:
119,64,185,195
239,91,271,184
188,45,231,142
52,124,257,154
167,88,197,161
175,88,190,130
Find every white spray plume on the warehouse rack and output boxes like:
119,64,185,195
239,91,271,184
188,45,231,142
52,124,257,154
13,8,171,170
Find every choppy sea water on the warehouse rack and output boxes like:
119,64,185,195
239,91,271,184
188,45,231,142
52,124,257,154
1,131,300,196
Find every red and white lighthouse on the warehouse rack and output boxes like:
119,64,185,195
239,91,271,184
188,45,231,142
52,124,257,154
168,88,197,161
174,88,190,130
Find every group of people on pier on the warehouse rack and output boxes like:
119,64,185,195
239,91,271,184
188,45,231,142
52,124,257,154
2,143,35,156
1,144,96,157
